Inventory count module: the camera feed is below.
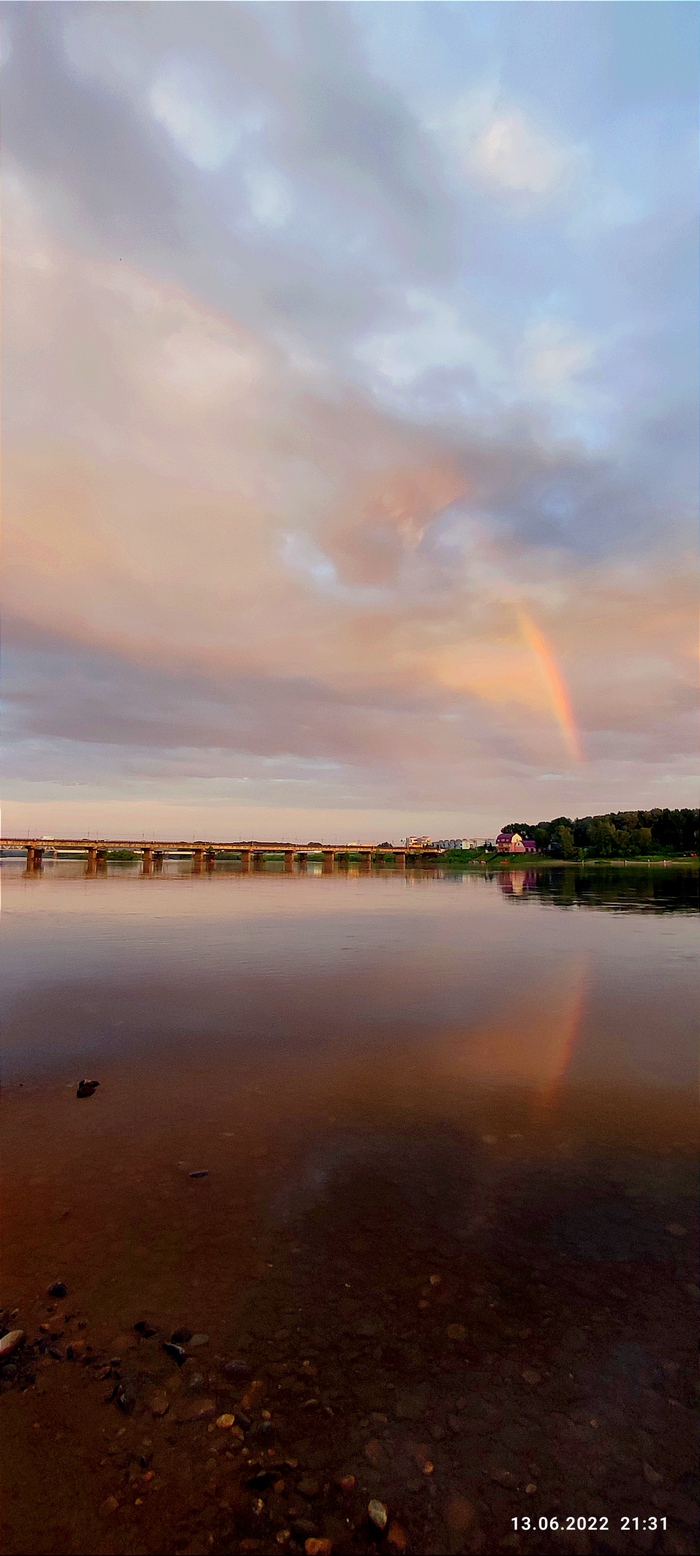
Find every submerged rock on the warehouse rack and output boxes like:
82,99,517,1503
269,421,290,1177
368,1499,388,1531
163,1342,187,1366
223,1358,251,1378
76,1080,99,1099
0,1330,25,1360
47,1281,67,1299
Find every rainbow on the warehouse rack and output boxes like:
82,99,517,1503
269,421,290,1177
517,608,583,763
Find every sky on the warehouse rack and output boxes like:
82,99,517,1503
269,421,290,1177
2,0,698,843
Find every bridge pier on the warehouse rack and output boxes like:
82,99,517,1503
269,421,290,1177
26,845,44,872
284,850,294,873
239,848,251,872
322,849,335,873
192,847,205,873
253,851,264,871
205,849,216,871
359,853,371,873
296,851,307,871
142,847,153,875
394,851,406,869
96,848,108,872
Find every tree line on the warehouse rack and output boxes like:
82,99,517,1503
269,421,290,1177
500,808,699,859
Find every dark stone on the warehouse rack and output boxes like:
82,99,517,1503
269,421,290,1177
76,1080,99,1098
163,1342,187,1366
189,1170,209,1179
292,1520,317,1539
134,1321,158,1338
116,1382,137,1414
247,1469,278,1490
47,1282,67,1299
170,1328,193,1345
297,1476,319,1499
48,1348,63,1361
223,1359,252,1378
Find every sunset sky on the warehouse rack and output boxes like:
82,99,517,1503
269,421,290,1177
3,1,698,842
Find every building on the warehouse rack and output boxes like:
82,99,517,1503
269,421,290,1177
406,836,431,847
496,831,537,854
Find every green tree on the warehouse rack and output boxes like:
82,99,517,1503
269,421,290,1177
556,825,576,858
589,819,617,857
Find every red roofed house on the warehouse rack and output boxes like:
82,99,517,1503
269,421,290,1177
496,832,537,854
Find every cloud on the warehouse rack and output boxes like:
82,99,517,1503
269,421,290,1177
427,86,577,200
2,4,697,831
148,62,244,172
471,110,574,196
355,289,502,392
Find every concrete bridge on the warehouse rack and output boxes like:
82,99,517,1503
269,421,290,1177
1,838,444,875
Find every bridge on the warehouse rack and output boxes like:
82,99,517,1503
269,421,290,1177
1,838,444,875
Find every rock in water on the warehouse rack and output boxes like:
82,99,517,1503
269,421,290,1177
162,1342,187,1366
368,1500,388,1531
0,1330,25,1359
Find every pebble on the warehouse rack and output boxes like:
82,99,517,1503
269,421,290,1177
189,1333,210,1347
445,1497,474,1532
525,1483,537,1495
334,1474,356,1492
100,1496,119,1516
0,1330,25,1359
491,1469,517,1488
297,1476,320,1499
171,1327,193,1345
368,1499,388,1531
394,1391,423,1421
163,1342,187,1366
665,1224,688,1237
189,1170,208,1179
387,1523,408,1553
47,1282,67,1299
364,1438,383,1466
223,1358,251,1378
134,1321,158,1338
115,1382,137,1415
216,1414,236,1430
148,1391,170,1418
177,1398,217,1422
446,1324,466,1342
305,1541,332,1556
522,1368,541,1386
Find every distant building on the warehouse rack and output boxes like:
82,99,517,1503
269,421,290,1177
496,831,537,855
406,836,431,847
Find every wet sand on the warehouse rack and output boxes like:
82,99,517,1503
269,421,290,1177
1,866,698,1555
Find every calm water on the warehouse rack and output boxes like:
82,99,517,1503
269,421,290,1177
1,862,697,1556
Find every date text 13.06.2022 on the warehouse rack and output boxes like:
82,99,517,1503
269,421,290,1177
511,1516,667,1533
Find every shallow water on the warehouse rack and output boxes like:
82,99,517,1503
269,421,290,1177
1,863,697,1556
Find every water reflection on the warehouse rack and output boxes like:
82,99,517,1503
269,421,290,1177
1,864,697,1555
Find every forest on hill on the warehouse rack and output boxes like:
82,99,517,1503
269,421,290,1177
500,807,699,859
